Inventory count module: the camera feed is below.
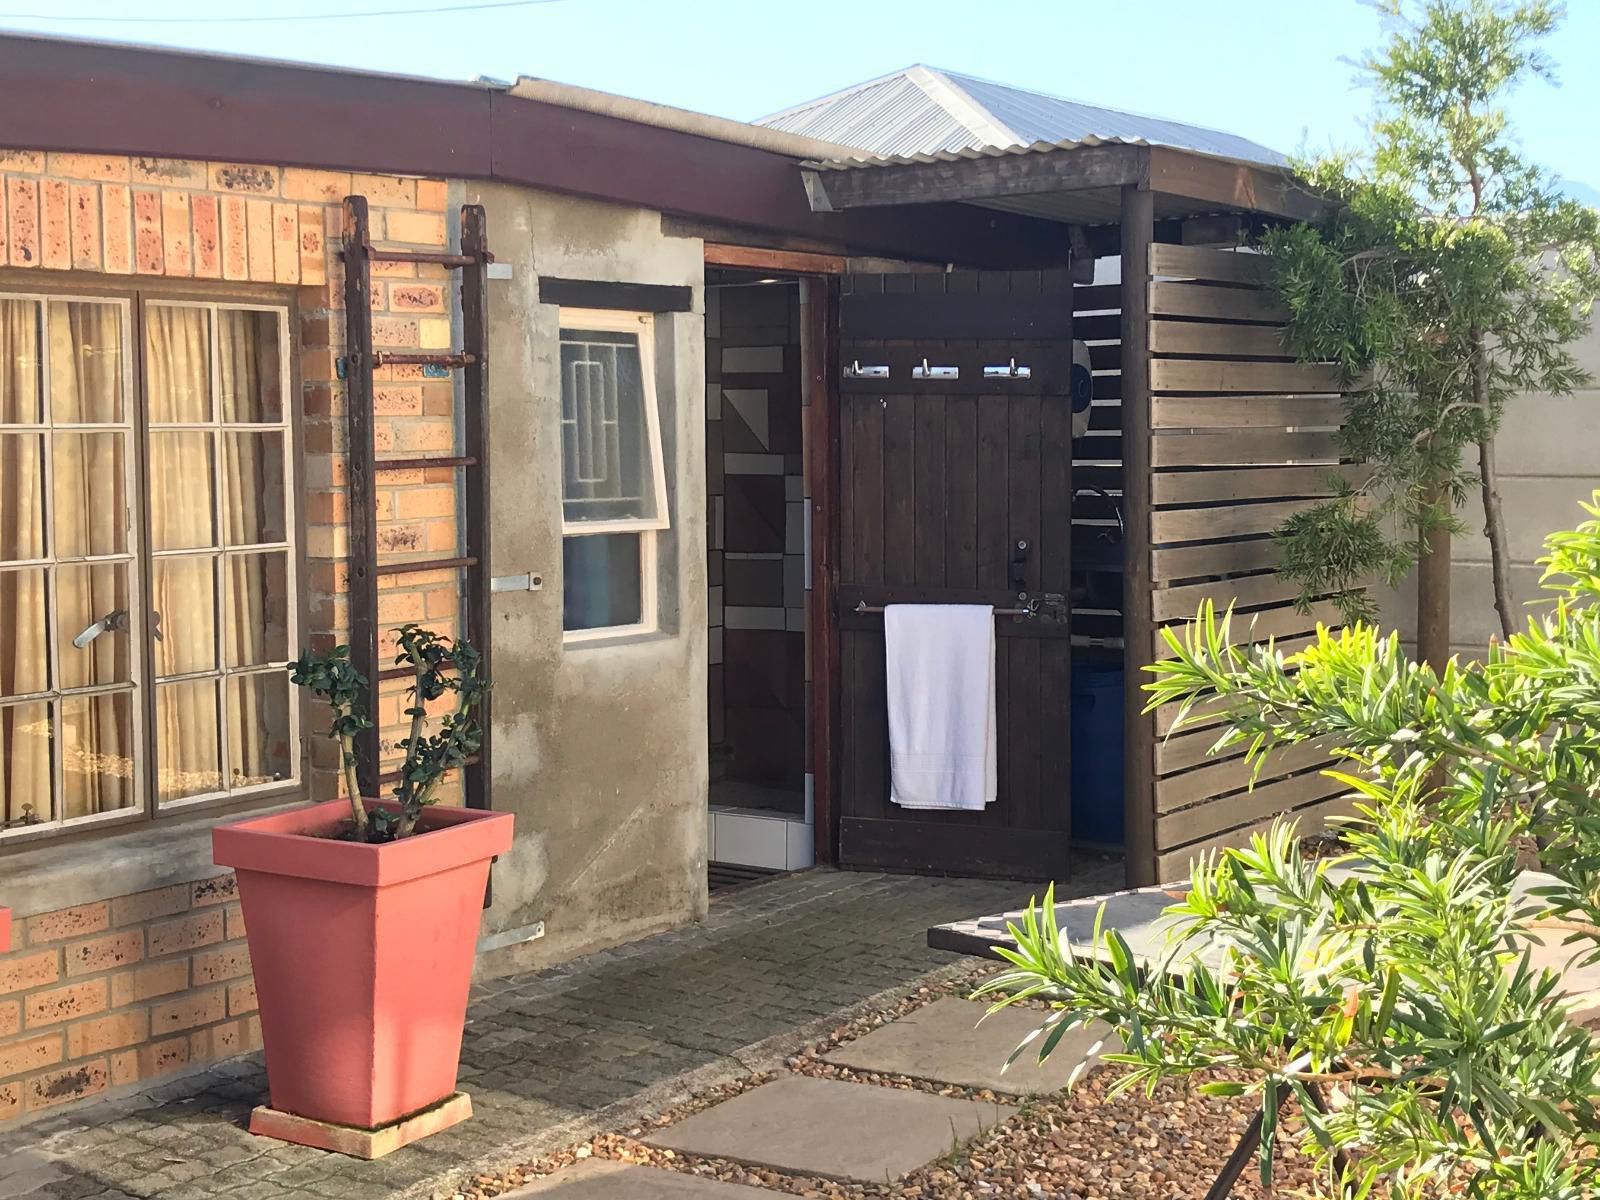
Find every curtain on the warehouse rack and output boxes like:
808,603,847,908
1,300,48,827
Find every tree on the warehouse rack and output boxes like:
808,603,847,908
983,497,1600,1198
1266,0,1600,669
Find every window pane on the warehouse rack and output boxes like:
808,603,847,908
56,562,131,689
223,431,285,546
150,431,215,551
226,672,292,789
223,551,288,668
0,568,48,697
47,302,124,424
157,678,222,802
0,434,46,560
152,556,217,677
559,329,660,525
59,692,135,819
145,306,212,424
1,700,52,829
53,432,127,558
563,533,643,632
0,298,41,425
218,310,282,423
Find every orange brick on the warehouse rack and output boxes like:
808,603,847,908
208,162,279,195
0,1000,18,1038
189,1018,253,1063
415,179,448,210
422,380,455,416
150,987,225,1035
227,979,258,1017
0,1082,19,1123
0,1034,61,1078
25,1059,107,1111
281,168,350,203
242,1014,263,1052
162,189,193,276
0,151,43,172
395,487,457,520
102,184,132,275
40,179,69,270
374,524,425,555
111,884,189,927
382,210,446,246
109,1049,138,1087
0,949,60,994
374,384,423,416
132,188,163,274
396,418,455,454
352,173,415,208
136,1036,190,1082
190,943,251,985
68,183,100,271
220,195,248,280
426,589,459,620
424,518,460,552
109,959,189,1008
147,911,223,959
224,906,247,941
370,256,416,279
45,153,129,182
297,204,328,285
377,591,426,624
388,282,448,312
419,318,452,349
192,193,221,279
131,157,207,187
66,1009,148,1058
372,315,420,347
190,875,238,909
246,198,274,282
272,202,300,284
64,930,142,978
7,176,39,266
24,979,107,1028
27,902,109,946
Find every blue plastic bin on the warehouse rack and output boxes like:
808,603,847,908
1070,664,1124,847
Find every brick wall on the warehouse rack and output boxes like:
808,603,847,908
0,151,467,1122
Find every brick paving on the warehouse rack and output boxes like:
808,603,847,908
0,863,1118,1200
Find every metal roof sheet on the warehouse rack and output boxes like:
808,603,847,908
759,65,1285,168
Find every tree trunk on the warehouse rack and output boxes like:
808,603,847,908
1478,433,1517,638
1416,480,1452,672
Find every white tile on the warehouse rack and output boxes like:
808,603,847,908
724,388,770,448
713,811,788,870
724,453,785,475
723,345,786,375
725,606,787,631
786,819,815,871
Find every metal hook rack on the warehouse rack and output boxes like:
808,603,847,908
852,593,1068,621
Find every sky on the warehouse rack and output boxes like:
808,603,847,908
0,0,1595,190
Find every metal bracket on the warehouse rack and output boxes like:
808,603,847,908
490,573,544,593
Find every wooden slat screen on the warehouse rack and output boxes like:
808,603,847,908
1143,243,1358,878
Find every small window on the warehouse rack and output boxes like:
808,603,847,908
558,310,668,639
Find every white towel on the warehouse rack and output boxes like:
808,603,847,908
884,604,997,811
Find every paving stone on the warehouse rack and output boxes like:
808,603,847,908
646,1075,1013,1182
823,996,1115,1095
504,1158,773,1196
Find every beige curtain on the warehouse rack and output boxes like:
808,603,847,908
147,306,223,802
1,300,48,827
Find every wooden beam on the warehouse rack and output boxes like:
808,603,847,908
705,243,847,274
804,144,1150,210
1148,147,1328,224
1120,182,1157,889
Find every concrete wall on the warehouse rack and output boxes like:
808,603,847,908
465,183,710,975
1376,324,1600,658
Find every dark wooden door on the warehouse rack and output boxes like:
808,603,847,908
836,270,1074,879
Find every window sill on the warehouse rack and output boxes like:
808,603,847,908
0,795,307,920
562,627,673,652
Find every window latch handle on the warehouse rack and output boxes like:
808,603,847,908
72,609,128,650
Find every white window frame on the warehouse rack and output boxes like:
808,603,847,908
558,308,669,642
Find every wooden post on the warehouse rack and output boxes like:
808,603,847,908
803,276,842,865
1120,183,1158,888
459,205,492,815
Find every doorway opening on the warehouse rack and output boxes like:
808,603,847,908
705,266,815,876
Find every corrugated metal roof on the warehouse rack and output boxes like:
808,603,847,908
759,65,1285,167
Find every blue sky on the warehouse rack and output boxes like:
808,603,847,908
1,0,1595,189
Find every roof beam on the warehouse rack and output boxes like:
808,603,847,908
804,144,1151,211
1147,147,1327,224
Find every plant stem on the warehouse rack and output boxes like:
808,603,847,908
1473,327,1516,637
339,732,368,838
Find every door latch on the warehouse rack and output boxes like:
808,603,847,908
1009,539,1029,594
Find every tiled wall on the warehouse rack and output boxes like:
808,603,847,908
0,150,463,1122
705,283,807,792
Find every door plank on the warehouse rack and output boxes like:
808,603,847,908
914,393,947,586
944,394,979,589
883,393,917,587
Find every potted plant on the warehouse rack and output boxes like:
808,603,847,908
213,624,512,1157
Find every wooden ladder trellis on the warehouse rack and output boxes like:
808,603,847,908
339,194,493,825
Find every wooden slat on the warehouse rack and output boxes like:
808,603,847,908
1156,737,1337,813
1155,692,1232,737
1151,430,1339,468
1153,599,1346,658
1150,320,1289,358
1156,724,1247,775
1150,243,1272,286
1151,537,1276,581
1152,395,1346,429
1152,498,1322,543
1155,771,1350,854
1156,794,1354,880
1152,571,1305,622
1152,463,1364,506
1150,359,1345,394
1149,281,1289,323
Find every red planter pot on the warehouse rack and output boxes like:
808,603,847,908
213,799,514,1131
